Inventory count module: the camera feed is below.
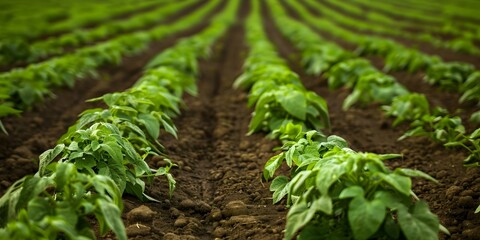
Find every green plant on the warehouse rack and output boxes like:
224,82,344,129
384,49,441,73
355,37,397,56
248,85,330,135
41,123,175,201
471,111,480,124
326,58,377,89
460,71,480,105
382,93,431,126
343,72,409,110
264,128,443,240
399,113,466,144
0,162,126,240
302,44,352,76
424,62,475,91
445,128,480,167
234,64,299,91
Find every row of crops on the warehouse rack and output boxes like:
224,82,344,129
0,0,479,239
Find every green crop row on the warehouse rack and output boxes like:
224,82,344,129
303,0,479,56
0,1,240,238
235,1,444,239
277,0,480,170
0,0,222,134
1,0,198,65
0,0,165,41
271,0,480,214
377,0,480,26
323,0,480,55
347,0,480,39
286,0,480,125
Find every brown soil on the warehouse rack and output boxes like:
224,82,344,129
1,1,480,240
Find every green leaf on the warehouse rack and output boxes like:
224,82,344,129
315,194,333,215
277,90,307,120
395,168,437,183
138,113,160,140
270,176,289,204
97,199,127,240
339,186,364,199
26,197,50,222
315,163,346,196
380,173,412,196
348,196,386,240
397,201,439,240
263,153,284,180
285,200,316,240
39,144,65,175
100,142,123,163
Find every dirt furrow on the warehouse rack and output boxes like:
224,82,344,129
117,3,287,239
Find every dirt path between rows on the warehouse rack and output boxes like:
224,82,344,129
115,3,287,239
263,2,480,239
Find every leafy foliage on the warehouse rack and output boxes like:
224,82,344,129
399,112,465,144
343,72,409,110
383,93,431,126
425,62,475,91
0,162,126,240
326,58,376,89
264,127,441,240
384,49,441,73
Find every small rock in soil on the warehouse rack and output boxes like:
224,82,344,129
195,200,211,213
164,233,198,240
174,217,189,228
209,208,223,221
246,163,256,170
462,226,480,240
461,190,475,197
436,170,448,179
223,200,248,216
458,196,475,207
126,223,151,237
446,186,463,199
212,227,226,237
126,205,156,223
210,172,224,181
179,199,196,209
227,215,257,225
13,146,33,158
169,207,182,218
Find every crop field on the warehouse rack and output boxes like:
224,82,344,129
1,0,480,239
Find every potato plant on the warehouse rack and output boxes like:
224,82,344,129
237,1,330,136
0,162,126,240
265,126,443,240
